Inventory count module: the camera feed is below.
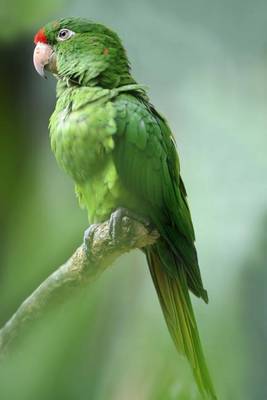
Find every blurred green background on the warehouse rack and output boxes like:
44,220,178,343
0,1,266,399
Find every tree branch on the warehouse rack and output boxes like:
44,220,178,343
0,216,159,355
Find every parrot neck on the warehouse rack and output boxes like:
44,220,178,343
55,72,137,95
57,76,137,97
52,27,137,89
55,76,141,99
55,71,137,92
55,48,136,89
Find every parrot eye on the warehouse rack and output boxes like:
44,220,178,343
57,29,75,41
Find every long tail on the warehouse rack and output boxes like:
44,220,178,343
146,244,217,399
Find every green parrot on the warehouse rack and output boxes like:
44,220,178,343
33,18,217,399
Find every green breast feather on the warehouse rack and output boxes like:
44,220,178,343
49,86,116,182
49,84,145,222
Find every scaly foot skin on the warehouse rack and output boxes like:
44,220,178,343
83,224,99,252
109,207,152,244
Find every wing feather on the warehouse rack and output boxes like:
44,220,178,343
113,93,207,301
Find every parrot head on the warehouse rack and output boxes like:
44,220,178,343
33,18,134,88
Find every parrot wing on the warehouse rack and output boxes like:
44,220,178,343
112,92,207,300
112,91,217,399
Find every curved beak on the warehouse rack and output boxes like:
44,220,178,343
33,42,57,78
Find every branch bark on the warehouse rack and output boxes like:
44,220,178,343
0,216,159,355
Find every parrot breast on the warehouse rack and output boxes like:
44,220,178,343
49,85,135,223
49,86,116,183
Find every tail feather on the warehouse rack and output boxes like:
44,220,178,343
146,245,217,399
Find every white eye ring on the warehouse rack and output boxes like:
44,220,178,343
57,29,75,41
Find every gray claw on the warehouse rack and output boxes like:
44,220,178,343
83,224,98,251
109,209,124,243
109,208,152,243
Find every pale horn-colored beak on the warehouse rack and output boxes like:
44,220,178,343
33,42,57,78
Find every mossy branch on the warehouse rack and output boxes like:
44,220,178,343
0,216,159,355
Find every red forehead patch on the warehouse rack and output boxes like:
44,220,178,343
34,28,47,44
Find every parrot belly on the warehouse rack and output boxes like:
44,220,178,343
75,155,137,224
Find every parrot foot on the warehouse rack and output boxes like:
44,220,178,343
83,224,99,251
109,207,152,244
